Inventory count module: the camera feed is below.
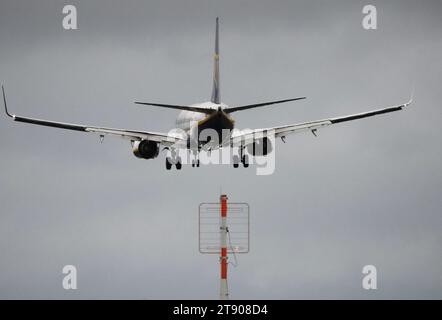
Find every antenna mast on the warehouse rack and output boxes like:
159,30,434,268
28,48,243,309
220,194,229,299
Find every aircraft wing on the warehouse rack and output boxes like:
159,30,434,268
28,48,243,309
2,86,186,147
230,99,413,147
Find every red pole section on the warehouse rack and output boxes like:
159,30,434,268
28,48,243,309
221,248,227,279
221,195,227,218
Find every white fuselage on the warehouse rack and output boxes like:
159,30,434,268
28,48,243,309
174,101,233,150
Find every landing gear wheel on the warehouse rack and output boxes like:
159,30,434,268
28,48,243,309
166,157,172,170
192,159,200,168
233,155,240,168
242,155,249,168
176,157,182,170
191,151,200,168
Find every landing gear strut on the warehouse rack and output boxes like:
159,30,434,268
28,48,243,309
191,150,200,168
233,155,240,168
242,154,249,168
233,147,249,168
175,156,182,170
166,157,172,170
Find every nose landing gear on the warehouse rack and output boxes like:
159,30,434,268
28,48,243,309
191,150,200,168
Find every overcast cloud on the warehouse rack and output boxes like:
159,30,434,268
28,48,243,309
0,0,441,299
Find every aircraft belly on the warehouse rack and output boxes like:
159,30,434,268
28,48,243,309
196,112,234,148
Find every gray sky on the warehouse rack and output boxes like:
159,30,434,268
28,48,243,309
0,0,441,299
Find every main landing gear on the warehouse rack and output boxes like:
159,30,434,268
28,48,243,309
233,147,249,168
165,149,199,170
165,148,250,170
165,156,182,170
165,149,182,170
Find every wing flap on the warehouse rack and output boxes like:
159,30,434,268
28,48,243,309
14,116,88,132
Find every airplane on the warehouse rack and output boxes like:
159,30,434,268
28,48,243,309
2,17,412,170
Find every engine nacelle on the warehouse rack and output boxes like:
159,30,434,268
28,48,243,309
133,140,159,159
246,137,273,156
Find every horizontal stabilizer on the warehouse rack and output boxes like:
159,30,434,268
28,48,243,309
224,97,306,113
134,101,215,114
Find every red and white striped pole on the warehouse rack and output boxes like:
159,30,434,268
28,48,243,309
220,194,229,300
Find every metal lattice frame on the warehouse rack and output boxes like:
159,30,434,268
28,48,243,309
199,202,249,254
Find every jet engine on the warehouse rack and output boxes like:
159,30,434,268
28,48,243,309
246,137,273,156
132,140,160,159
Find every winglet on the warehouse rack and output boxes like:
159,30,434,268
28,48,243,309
404,89,414,108
2,85,14,118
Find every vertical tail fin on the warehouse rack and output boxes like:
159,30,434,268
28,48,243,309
211,17,221,104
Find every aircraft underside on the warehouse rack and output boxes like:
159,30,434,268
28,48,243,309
195,110,234,148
